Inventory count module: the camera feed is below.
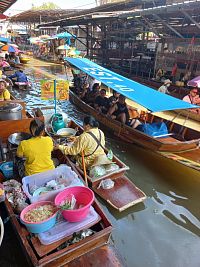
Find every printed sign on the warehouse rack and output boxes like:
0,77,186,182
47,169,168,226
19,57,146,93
41,80,69,100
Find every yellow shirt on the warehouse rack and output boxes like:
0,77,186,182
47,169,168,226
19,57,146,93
17,136,54,176
59,128,105,169
0,89,10,101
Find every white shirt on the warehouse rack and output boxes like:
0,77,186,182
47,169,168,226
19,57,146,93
158,85,170,94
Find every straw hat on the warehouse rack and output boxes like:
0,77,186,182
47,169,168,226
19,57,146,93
164,79,172,85
91,154,113,167
0,79,7,87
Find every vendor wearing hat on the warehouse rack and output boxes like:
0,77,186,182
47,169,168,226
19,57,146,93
0,79,10,101
158,79,172,94
54,116,106,169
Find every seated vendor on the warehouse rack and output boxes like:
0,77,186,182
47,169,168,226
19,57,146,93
8,69,28,83
16,119,55,176
107,94,129,124
0,56,10,70
0,79,10,101
54,116,105,170
94,89,109,114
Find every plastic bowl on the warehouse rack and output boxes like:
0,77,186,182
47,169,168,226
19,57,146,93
20,201,58,233
55,186,94,222
56,128,76,137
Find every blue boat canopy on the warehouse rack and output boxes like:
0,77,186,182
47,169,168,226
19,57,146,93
65,57,198,113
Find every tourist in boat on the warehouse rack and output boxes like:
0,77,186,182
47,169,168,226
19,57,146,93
108,90,120,107
158,79,172,94
107,94,130,124
85,83,100,106
16,118,55,177
8,69,28,83
0,79,10,101
54,116,105,169
0,56,10,70
94,89,109,114
182,88,200,113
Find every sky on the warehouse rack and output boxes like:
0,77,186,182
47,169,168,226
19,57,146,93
5,0,97,16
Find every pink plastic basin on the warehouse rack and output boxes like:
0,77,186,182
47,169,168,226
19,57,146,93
55,186,94,222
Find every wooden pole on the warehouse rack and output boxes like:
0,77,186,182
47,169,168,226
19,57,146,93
81,150,88,186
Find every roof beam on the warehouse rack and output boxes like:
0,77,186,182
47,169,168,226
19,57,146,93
181,10,200,30
140,16,162,38
153,14,184,38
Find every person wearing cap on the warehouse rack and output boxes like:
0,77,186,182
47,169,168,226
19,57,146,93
158,79,172,94
182,88,200,113
0,79,10,101
8,69,28,83
54,116,106,169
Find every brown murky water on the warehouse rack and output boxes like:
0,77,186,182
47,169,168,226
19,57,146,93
3,61,200,267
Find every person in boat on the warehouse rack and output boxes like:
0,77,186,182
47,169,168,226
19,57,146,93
107,94,130,124
182,88,200,114
54,116,105,170
0,56,10,70
16,118,55,177
108,90,120,108
6,52,20,66
85,83,100,106
158,79,172,94
0,79,10,101
8,69,28,83
94,89,109,114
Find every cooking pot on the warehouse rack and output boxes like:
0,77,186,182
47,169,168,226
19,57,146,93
0,103,23,121
56,128,77,137
8,132,32,146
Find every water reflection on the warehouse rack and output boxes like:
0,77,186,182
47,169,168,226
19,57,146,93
11,60,200,267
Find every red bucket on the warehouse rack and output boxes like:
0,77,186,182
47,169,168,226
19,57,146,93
55,186,94,222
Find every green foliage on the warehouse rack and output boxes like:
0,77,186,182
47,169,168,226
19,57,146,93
32,2,60,10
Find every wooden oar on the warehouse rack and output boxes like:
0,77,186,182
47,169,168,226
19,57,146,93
81,150,88,187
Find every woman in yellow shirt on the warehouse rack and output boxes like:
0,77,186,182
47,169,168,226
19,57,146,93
0,80,10,101
55,116,105,169
17,118,55,176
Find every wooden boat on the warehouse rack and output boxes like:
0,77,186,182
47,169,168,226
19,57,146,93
20,57,30,64
132,76,200,122
69,91,200,172
47,119,146,212
0,103,125,266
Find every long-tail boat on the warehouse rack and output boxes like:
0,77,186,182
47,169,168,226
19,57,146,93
64,58,200,172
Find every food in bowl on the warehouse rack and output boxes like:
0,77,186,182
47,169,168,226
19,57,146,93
56,128,76,137
24,204,57,223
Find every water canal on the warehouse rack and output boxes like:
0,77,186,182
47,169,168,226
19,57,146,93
4,60,200,267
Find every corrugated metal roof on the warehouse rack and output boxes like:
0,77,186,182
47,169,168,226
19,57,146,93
0,0,17,13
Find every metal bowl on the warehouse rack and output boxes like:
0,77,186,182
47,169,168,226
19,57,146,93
56,128,77,137
8,132,32,146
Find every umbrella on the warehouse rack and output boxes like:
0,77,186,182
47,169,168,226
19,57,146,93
187,76,200,88
56,32,76,39
1,44,18,51
56,44,70,50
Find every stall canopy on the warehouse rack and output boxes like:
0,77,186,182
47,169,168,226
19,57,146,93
65,57,197,113
56,32,76,39
0,0,17,13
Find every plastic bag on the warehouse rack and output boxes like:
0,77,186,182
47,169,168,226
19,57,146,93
97,179,115,190
107,150,113,161
104,163,119,173
89,166,106,178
